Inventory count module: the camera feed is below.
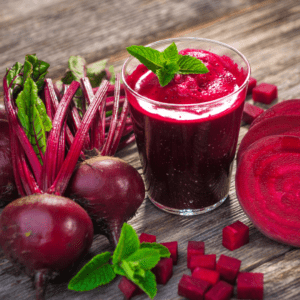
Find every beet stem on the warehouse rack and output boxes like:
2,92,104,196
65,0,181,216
117,133,136,152
49,79,109,195
35,269,49,300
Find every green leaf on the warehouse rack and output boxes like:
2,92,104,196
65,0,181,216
177,54,209,74
6,62,23,90
125,248,160,270
68,55,87,81
114,264,126,276
156,66,176,87
87,59,107,88
112,223,140,265
140,242,171,258
108,65,115,84
126,45,164,73
68,252,116,292
16,78,52,164
162,42,179,63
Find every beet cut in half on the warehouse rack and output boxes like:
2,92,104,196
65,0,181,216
237,272,264,300
161,241,178,265
192,267,220,285
139,232,156,243
222,220,249,251
236,135,300,246
178,274,211,300
152,257,173,285
205,280,233,300
118,276,143,300
237,115,300,164
252,82,277,104
247,77,257,95
250,98,300,128
187,241,205,268
216,254,241,284
242,102,264,125
189,254,216,271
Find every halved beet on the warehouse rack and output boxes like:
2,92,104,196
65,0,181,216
236,135,300,246
237,115,300,164
250,99,300,128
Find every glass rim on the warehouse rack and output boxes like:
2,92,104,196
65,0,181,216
121,37,251,108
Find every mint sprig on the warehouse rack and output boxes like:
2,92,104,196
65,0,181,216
126,42,209,86
68,223,171,299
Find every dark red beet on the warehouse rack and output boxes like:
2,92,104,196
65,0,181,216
205,280,233,300
187,241,205,268
161,241,178,265
222,220,249,251
118,276,143,299
237,115,300,164
252,82,277,104
242,102,264,124
0,194,94,299
250,99,300,128
236,135,300,246
139,233,156,243
0,119,18,206
151,257,173,285
247,77,257,95
216,254,241,284
189,254,216,271
237,272,264,300
68,156,145,247
192,267,220,285
178,274,211,300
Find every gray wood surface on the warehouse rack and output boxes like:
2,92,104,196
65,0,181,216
1,0,300,299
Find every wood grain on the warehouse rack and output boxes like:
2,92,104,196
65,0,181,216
1,0,300,299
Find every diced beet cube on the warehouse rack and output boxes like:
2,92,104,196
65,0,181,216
192,267,220,285
237,272,264,300
252,82,278,104
187,241,205,268
216,254,241,284
152,258,173,285
139,233,156,243
205,280,233,300
242,102,264,124
189,254,216,271
118,276,143,300
247,77,257,94
178,274,211,300
161,241,178,265
222,220,249,251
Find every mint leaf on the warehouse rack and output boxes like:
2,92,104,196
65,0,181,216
126,45,164,73
177,54,209,74
16,78,52,164
162,42,179,63
140,242,171,258
68,252,115,292
112,223,140,265
125,248,160,270
114,264,126,276
156,62,179,87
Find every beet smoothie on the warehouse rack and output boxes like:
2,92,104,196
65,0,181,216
123,40,249,215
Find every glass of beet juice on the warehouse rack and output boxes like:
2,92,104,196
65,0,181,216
122,38,250,215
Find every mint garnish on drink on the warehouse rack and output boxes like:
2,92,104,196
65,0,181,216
68,223,170,299
126,42,209,87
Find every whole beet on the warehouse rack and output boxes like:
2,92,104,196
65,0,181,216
0,194,94,299
68,156,145,247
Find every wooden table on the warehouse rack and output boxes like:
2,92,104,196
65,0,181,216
1,0,300,299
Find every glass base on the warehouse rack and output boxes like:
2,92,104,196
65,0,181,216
148,194,228,216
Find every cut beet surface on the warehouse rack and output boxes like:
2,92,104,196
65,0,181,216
252,82,277,104
236,135,300,247
161,241,178,265
216,254,241,284
250,99,300,128
152,257,173,285
237,115,300,164
237,272,264,300
242,102,264,124
139,233,156,243
247,77,257,95
192,267,220,285
187,241,205,268
205,280,233,300
178,274,211,300
222,220,249,251
189,254,216,271
118,276,143,300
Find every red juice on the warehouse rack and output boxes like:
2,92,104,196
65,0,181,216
123,40,249,215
